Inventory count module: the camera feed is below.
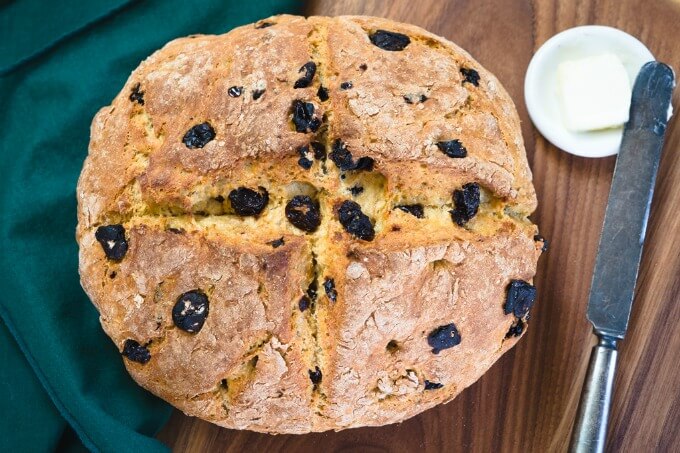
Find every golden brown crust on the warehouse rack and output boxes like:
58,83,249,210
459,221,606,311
77,14,542,433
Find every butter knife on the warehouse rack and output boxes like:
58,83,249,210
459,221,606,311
569,61,675,453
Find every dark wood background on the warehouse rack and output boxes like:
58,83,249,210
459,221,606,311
158,1,680,451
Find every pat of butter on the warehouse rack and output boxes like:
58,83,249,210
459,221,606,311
557,53,632,132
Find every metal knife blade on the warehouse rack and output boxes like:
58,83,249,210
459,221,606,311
587,61,675,340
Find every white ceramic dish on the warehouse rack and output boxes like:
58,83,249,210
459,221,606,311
524,25,654,158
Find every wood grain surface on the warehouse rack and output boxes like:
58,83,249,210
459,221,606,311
157,1,680,451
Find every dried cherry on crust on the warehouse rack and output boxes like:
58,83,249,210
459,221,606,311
173,290,210,333
182,122,215,149
460,67,480,86
311,141,326,160
229,187,269,216
450,183,480,226
424,380,443,390
291,100,321,133
534,234,549,252
436,139,467,158
95,225,128,261
329,139,374,172
369,30,411,51
317,85,329,101
427,323,461,354
129,83,144,105
504,280,536,318
228,86,243,97
353,157,374,171
285,195,321,232
395,204,424,218
505,318,525,338
323,278,337,302
298,296,311,312
122,339,151,364
294,62,317,89
338,200,375,241
308,366,322,384
329,140,354,170
297,145,314,169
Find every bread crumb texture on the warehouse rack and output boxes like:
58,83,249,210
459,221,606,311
77,15,544,433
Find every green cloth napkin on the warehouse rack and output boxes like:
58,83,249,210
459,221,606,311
0,0,301,451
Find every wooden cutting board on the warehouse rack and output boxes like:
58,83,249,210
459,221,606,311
158,1,680,451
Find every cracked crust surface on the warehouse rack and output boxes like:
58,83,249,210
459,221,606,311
77,15,543,433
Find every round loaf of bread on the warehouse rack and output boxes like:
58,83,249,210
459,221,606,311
77,15,544,433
